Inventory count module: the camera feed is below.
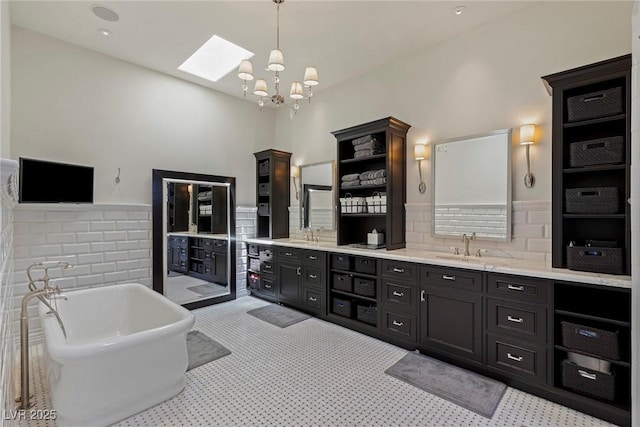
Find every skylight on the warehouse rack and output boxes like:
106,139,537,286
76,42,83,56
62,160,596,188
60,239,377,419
178,35,254,83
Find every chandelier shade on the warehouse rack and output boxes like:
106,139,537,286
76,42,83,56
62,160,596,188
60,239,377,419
238,60,254,81
254,79,269,97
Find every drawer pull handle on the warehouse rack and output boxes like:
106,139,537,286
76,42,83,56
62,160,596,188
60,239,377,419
296,267,302,275
309,274,318,279
507,353,523,362
507,284,524,291
507,316,524,323
392,291,404,297
265,284,272,289
308,256,318,260
392,320,404,327
264,264,272,270
578,328,598,339
420,290,426,302
393,268,405,273
309,296,318,302
442,275,456,281
578,370,597,380
285,252,293,256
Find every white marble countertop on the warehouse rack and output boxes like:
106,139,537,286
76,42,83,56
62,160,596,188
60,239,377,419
244,237,631,290
168,232,228,240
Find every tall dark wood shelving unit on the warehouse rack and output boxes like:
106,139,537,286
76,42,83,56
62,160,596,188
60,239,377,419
332,117,410,250
542,54,631,275
254,149,292,239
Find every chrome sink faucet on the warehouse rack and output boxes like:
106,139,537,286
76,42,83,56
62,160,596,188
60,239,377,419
305,228,314,241
462,232,476,256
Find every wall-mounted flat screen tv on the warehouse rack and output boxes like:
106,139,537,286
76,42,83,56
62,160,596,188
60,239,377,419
19,157,94,203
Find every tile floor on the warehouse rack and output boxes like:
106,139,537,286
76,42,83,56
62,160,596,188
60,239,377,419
19,296,614,426
165,273,229,305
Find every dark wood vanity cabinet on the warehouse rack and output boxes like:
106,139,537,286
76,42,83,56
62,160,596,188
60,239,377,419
419,267,483,363
168,235,188,273
332,117,411,250
542,55,631,275
254,149,292,239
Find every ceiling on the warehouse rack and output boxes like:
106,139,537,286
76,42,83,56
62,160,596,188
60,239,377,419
10,1,532,103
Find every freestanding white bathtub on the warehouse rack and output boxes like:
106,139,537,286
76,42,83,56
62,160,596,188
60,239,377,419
38,283,195,427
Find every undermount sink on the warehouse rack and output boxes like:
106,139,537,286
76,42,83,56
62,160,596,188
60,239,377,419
435,255,484,264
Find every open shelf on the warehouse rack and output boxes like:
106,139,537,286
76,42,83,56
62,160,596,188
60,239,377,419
340,213,387,218
340,153,387,164
330,288,377,303
330,268,378,280
554,345,630,368
563,164,626,174
563,214,625,219
563,113,626,128
339,184,387,191
555,309,630,328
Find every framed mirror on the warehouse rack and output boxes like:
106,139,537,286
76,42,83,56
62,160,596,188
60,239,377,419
432,129,512,241
152,169,236,310
299,161,335,230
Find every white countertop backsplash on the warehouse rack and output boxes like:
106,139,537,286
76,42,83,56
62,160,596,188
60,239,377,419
244,237,631,290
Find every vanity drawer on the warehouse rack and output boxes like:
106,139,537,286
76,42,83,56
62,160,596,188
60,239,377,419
487,334,547,384
382,281,417,312
200,239,213,250
259,248,274,262
382,310,417,343
303,266,324,288
354,256,377,275
422,266,483,293
487,274,548,305
260,277,275,295
213,239,227,253
301,287,324,314
487,298,547,342
381,260,418,282
260,260,275,276
277,247,300,260
331,253,352,271
302,250,326,266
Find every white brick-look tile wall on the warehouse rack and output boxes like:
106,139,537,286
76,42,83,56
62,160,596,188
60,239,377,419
289,205,337,243
11,204,257,341
434,205,508,239
0,197,16,424
406,200,551,261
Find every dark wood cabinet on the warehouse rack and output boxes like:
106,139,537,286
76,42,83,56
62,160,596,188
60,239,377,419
542,55,631,275
332,117,411,250
254,149,292,239
167,182,190,233
194,184,227,235
168,235,188,273
277,261,301,305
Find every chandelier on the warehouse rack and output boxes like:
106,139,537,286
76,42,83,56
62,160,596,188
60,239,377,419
237,0,318,112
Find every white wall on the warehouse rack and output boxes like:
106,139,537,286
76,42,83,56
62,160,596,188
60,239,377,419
276,1,632,207
11,27,276,206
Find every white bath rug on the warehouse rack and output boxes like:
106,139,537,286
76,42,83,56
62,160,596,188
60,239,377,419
186,330,231,371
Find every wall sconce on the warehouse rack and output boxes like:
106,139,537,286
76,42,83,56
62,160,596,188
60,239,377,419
414,144,427,194
520,124,536,188
291,165,300,200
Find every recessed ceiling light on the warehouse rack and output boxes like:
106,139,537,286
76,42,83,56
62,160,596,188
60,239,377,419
92,5,119,22
98,29,111,36
453,6,466,16
178,35,254,83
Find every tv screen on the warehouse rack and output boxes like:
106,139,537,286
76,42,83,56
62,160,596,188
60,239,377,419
19,157,94,203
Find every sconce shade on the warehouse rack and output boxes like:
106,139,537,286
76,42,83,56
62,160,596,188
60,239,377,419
414,144,427,160
267,49,285,72
289,82,304,100
520,124,536,145
238,60,254,81
303,67,319,86
290,166,299,178
254,79,269,97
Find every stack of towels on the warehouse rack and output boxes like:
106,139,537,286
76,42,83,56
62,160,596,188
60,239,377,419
352,135,384,159
341,173,361,188
359,169,386,186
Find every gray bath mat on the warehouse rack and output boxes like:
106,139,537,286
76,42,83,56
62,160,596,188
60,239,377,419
385,352,506,418
187,284,221,296
186,330,231,371
247,304,311,328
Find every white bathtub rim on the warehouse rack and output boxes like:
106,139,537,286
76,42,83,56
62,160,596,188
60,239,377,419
39,283,195,362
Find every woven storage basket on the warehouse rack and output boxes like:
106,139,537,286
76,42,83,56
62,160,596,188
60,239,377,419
353,277,376,297
332,298,353,318
365,193,387,214
566,245,623,275
257,203,269,216
356,305,377,325
561,321,620,360
332,273,353,292
561,360,615,401
565,187,618,214
569,136,624,167
567,87,623,122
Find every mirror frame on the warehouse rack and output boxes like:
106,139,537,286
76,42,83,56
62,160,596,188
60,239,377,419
298,160,336,230
431,128,512,242
152,169,236,310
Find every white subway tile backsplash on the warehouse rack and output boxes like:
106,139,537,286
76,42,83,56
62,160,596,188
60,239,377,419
91,262,117,274
77,253,104,265
90,221,116,231
76,231,103,242
127,230,149,240
31,244,62,257
103,231,128,241
512,224,544,239
76,274,105,286
103,211,129,221
62,243,91,254
104,271,130,282
76,211,104,221
528,211,551,225
46,232,76,244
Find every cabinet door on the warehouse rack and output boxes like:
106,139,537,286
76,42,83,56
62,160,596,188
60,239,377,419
420,286,483,363
277,262,301,305
214,253,227,285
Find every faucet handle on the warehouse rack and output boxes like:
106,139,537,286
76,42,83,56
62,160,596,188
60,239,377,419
449,246,460,255
475,249,489,258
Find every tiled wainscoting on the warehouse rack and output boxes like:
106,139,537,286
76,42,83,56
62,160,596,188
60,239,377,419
289,204,337,243
406,200,551,261
0,197,16,427
434,204,508,239
11,204,257,342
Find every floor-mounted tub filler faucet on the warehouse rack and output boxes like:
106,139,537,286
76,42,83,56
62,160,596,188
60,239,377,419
18,262,71,410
